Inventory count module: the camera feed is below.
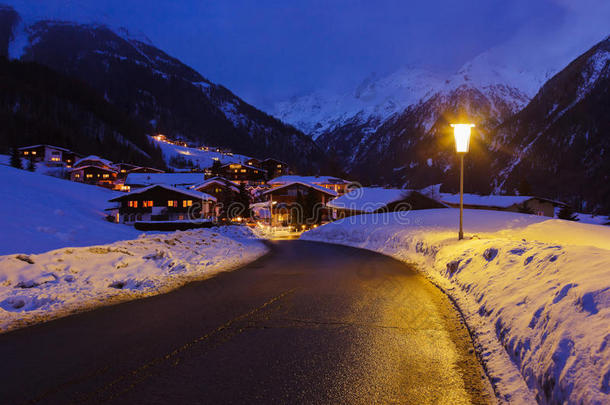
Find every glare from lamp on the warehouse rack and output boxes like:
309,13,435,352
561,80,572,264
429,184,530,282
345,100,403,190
451,124,475,153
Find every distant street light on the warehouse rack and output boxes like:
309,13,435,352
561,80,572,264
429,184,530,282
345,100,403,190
451,123,475,240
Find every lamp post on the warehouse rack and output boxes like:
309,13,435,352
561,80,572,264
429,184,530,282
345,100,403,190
451,123,475,240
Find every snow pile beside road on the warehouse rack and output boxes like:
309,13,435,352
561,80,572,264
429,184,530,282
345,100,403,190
0,226,268,332
301,209,610,404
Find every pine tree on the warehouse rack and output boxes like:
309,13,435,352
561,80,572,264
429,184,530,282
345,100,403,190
557,205,579,221
27,158,36,172
9,147,22,169
237,183,251,219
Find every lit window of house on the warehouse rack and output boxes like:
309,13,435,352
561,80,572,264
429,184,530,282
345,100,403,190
240,169,246,173
86,174,93,178
31,151,36,155
277,164,282,168
168,200,178,207
142,200,153,208
102,174,109,178
128,201,138,208
254,170,258,174
215,187,221,193
74,173,80,178
183,200,193,207
23,151,29,155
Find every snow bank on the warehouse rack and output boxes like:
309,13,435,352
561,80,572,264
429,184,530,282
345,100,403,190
302,209,610,404
0,164,141,254
0,226,267,332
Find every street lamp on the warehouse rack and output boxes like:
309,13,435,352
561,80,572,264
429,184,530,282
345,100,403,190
451,123,475,240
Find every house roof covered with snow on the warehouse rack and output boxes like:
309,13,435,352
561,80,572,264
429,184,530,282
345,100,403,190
327,187,411,212
109,184,216,202
190,177,240,192
18,144,74,153
262,181,338,197
439,193,564,208
124,172,206,187
74,155,115,168
268,175,350,185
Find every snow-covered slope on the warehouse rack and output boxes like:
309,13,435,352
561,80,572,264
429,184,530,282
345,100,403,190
151,137,251,170
302,210,610,404
0,164,140,255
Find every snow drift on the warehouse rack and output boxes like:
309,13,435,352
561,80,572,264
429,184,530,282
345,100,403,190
0,226,268,332
301,209,610,404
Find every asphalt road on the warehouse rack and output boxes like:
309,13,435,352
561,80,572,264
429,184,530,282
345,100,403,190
0,240,494,404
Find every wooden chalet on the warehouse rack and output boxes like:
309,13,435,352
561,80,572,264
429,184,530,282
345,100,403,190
220,163,266,185
18,145,82,167
190,176,240,200
109,184,216,224
439,194,564,217
327,187,447,219
261,158,289,179
269,175,352,195
262,181,337,226
70,165,118,188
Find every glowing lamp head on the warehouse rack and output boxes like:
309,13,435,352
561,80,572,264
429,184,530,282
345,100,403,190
451,123,475,153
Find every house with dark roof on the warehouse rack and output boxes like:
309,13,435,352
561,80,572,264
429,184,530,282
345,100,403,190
109,184,216,224
439,194,565,217
219,163,266,185
19,144,83,167
262,181,337,226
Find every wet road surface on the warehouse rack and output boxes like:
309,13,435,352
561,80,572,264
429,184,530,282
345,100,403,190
0,240,494,404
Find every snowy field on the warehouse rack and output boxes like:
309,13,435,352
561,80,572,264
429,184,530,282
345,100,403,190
302,209,610,404
0,164,141,255
0,226,268,333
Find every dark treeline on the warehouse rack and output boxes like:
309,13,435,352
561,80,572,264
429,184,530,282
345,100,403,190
0,57,166,168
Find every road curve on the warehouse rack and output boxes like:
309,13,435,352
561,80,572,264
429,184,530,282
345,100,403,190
0,240,494,404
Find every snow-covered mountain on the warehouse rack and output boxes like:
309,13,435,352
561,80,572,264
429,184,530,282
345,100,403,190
491,35,610,212
0,6,325,173
274,68,445,140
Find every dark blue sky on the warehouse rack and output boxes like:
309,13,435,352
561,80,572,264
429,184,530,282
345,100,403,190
7,1,609,108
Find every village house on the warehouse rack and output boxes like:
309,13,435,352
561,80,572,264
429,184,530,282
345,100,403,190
245,158,262,168
439,193,564,217
70,165,118,188
109,184,216,224
18,145,83,167
219,163,266,185
260,158,290,179
124,172,206,190
262,181,337,226
190,177,240,200
327,187,447,219
73,155,116,170
116,163,139,176
268,175,352,195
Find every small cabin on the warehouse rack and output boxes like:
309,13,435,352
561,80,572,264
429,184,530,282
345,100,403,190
70,165,118,188
439,194,563,217
109,184,216,224
262,181,337,226
220,163,266,185
327,187,447,219
261,158,289,179
191,177,240,200
18,145,82,167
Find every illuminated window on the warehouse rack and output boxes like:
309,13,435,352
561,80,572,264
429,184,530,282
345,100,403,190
240,169,246,173
277,164,282,168
102,174,109,178
234,169,238,173
142,200,153,208
215,188,221,193
74,174,80,178
183,200,193,207
31,151,36,155
86,174,93,178
128,201,138,208
254,170,258,174
23,151,29,155
168,200,178,207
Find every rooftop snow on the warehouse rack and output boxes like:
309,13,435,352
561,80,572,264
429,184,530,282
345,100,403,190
327,187,411,212
268,175,350,185
124,172,206,187
439,193,562,208
109,184,216,202
263,181,338,197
